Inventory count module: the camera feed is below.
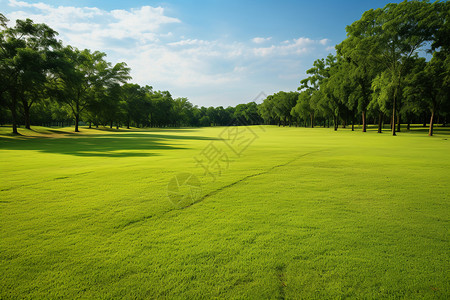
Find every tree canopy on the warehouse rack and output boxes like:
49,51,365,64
1,1,449,136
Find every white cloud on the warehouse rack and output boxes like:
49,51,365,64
109,6,180,33
320,38,329,45
253,37,329,57
168,39,211,47
253,45,276,56
4,0,333,107
6,0,180,49
251,37,272,44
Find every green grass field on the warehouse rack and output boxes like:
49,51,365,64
1,125,449,299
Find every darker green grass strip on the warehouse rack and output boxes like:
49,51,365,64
187,150,326,208
276,264,287,300
117,150,325,230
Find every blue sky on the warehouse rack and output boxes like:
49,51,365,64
1,0,401,107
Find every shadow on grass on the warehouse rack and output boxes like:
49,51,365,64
88,127,202,133
363,125,450,135
402,126,450,135
0,132,221,157
46,129,76,135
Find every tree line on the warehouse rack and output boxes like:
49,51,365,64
1,1,449,136
0,13,263,133
260,1,449,136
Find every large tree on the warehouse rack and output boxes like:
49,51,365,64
149,91,174,127
173,97,194,127
345,0,441,135
53,47,130,132
120,83,151,129
336,36,380,132
0,18,59,133
271,91,298,126
404,54,449,136
291,90,313,127
258,95,278,125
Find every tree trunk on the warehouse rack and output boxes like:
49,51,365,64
391,112,396,135
88,121,92,129
116,123,119,130
407,121,411,131
23,101,31,130
74,100,80,132
333,115,338,131
378,112,383,133
110,121,113,129
429,106,435,136
310,113,314,128
392,93,397,136
397,113,401,132
75,113,79,132
351,113,355,131
362,110,366,132
11,100,19,135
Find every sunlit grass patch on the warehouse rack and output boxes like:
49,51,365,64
0,126,449,298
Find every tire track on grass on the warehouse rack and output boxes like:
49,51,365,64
117,150,325,230
276,264,287,300
1,171,94,192
186,150,324,208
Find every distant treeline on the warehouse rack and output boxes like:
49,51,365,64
1,1,449,136
260,1,449,136
0,12,262,132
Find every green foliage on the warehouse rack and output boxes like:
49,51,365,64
258,95,277,124
0,18,60,132
290,0,450,135
50,46,130,131
291,91,313,126
1,1,449,135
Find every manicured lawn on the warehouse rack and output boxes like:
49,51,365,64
0,125,449,299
